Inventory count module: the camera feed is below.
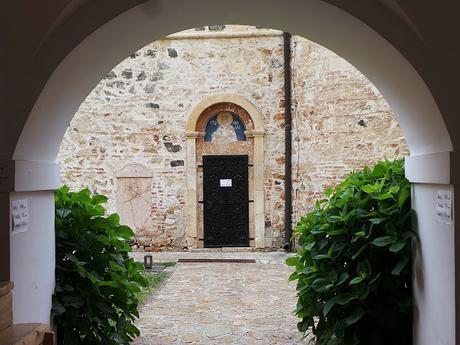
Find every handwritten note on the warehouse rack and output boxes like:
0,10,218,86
436,190,452,225
12,199,29,234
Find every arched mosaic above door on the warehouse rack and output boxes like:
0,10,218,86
204,111,247,142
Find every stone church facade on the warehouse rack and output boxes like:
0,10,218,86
58,25,408,250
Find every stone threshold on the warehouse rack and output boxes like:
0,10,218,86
177,258,256,264
189,247,256,253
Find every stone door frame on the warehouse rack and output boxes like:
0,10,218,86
185,94,266,248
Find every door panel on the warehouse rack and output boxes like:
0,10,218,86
203,155,249,247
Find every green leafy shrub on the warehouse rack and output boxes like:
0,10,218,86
287,159,414,345
53,186,148,345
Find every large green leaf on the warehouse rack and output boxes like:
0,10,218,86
323,297,337,316
311,278,333,293
93,194,109,205
399,188,411,208
286,256,299,266
368,217,386,225
373,193,394,200
344,308,364,325
390,240,406,253
392,256,410,276
361,184,378,194
349,276,365,285
336,272,349,286
357,260,371,276
371,236,393,247
351,244,368,260
335,293,356,305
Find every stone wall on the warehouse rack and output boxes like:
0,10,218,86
290,36,408,232
57,25,408,250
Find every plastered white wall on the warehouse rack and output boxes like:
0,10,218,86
10,191,55,324
412,184,455,345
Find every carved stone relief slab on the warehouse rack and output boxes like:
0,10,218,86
116,177,153,230
116,163,154,246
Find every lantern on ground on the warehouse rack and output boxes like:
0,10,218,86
144,254,153,269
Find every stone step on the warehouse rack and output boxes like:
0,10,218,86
0,323,53,345
189,247,255,253
0,282,13,333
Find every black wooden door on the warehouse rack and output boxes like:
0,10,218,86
203,155,249,247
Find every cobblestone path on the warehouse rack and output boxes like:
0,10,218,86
133,252,313,344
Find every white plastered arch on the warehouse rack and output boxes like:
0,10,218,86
8,1,456,343
14,0,452,174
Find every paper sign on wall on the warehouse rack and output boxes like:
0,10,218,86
436,190,452,225
12,199,29,234
220,179,232,187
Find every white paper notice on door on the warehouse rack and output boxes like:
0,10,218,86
220,179,232,187
12,199,29,234
436,190,452,225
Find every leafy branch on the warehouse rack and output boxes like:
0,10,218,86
287,159,414,345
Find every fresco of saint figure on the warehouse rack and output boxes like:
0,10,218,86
203,111,247,142
211,111,238,143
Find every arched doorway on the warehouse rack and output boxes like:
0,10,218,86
185,94,266,248
3,1,456,344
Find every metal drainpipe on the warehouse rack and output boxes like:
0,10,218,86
283,32,293,251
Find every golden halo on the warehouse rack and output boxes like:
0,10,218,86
216,111,233,125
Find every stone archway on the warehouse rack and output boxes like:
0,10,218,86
185,94,266,248
3,1,457,343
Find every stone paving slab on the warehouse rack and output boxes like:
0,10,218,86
133,253,314,344
131,250,293,265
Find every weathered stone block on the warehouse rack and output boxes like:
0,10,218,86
167,48,178,58
164,142,182,153
170,160,184,167
208,24,226,31
121,69,132,79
